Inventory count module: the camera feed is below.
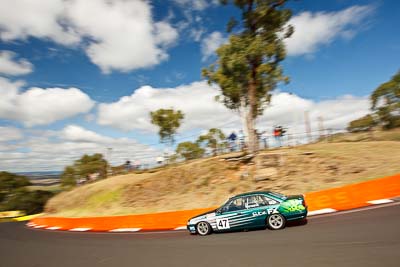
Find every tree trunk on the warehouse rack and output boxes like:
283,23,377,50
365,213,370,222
240,97,250,149
245,108,257,153
247,79,258,153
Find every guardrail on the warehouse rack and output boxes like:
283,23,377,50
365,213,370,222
30,173,400,232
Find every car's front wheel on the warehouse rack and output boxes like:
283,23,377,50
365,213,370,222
266,214,286,230
196,221,212,236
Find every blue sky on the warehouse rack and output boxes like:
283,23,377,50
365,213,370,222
0,0,399,172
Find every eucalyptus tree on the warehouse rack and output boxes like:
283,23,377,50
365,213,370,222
197,128,226,156
150,108,184,145
371,71,400,129
203,0,293,152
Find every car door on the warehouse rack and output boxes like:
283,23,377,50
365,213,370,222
240,195,282,228
215,196,248,231
239,195,269,228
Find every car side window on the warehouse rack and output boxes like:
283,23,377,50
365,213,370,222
222,197,246,212
245,195,269,209
264,196,278,205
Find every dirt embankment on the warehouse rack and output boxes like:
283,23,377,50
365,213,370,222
45,141,400,217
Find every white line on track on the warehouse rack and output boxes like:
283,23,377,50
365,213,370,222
367,199,394,205
174,226,187,230
308,208,337,216
109,228,141,232
69,228,92,232
46,226,61,230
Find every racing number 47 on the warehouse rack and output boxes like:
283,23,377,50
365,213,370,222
216,218,230,230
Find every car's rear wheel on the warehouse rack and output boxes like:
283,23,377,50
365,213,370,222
266,214,286,230
196,221,212,236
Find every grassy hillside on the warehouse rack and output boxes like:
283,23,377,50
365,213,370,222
45,139,400,217
328,128,400,142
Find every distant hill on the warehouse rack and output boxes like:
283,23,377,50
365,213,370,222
17,171,61,180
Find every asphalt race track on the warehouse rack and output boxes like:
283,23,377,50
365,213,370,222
1,204,399,267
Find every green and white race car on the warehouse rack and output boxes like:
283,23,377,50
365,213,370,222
187,191,307,236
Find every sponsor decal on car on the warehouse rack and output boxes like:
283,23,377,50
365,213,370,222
252,207,279,217
280,199,305,212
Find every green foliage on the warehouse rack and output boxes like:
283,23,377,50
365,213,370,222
1,189,54,215
61,153,108,189
347,115,377,132
371,71,400,129
75,153,107,178
61,166,77,189
202,0,293,152
0,172,53,215
0,171,31,193
150,108,184,145
176,141,205,160
197,128,227,156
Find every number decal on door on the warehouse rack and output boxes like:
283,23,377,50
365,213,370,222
216,218,230,230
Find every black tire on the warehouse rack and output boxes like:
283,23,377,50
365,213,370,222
266,214,286,230
196,221,212,236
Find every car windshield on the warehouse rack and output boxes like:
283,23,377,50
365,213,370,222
218,198,232,211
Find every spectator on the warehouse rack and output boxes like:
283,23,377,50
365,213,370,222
124,160,132,172
228,131,237,151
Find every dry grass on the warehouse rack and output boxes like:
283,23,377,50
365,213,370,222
328,128,400,142
45,140,400,217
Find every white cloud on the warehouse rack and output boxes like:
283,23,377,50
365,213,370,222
0,0,178,73
173,0,218,44
0,77,95,126
62,125,113,143
0,0,79,45
258,93,370,134
0,51,33,76
286,5,374,56
0,126,23,142
173,0,214,11
190,28,205,42
97,81,370,136
66,0,178,73
0,125,161,172
97,81,235,132
201,31,227,61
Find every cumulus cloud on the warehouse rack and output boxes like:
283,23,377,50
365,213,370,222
286,5,374,56
0,126,23,142
62,125,113,143
0,125,161,172
97,81,370,136
201,31,227,61
0,51,33,76
0,77,95,126
258,93,370,135
98,81,235,132
0,0,178,73
0,0,79,45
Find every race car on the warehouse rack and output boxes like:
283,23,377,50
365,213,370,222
187,191,307,236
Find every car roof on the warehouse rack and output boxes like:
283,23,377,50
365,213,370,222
232,191,276,198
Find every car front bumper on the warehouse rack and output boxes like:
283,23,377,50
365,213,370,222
187,224,196,233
